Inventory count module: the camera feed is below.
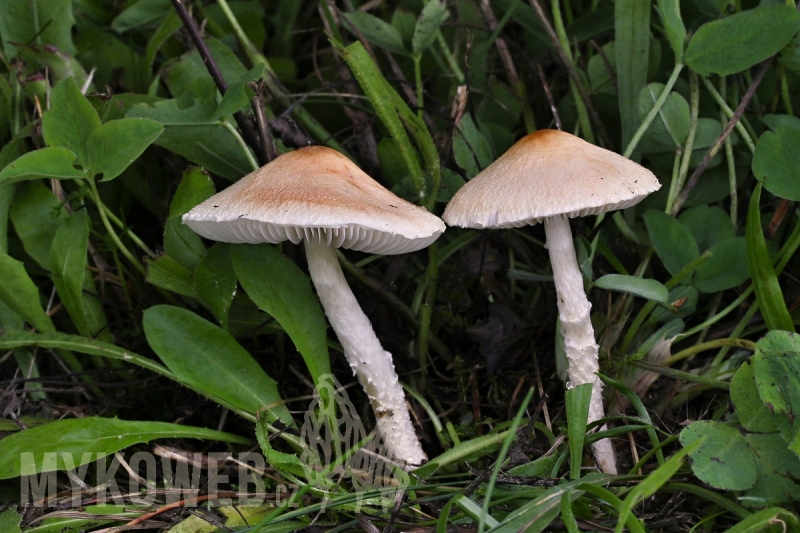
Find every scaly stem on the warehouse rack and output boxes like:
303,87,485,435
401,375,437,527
544,214,616,474
304,238,427,467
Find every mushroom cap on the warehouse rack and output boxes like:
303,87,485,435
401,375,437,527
443,129,661,229
183,146,445,254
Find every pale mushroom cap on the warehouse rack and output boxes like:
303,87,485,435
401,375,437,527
443,129,661,229
183,146,445,254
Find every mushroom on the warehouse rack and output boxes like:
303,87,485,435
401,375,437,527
443,130,660,474
183,146,444,466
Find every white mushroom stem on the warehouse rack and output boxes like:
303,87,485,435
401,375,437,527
304,237,427,467
544,214,617,475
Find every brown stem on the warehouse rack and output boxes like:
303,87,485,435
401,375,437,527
671,60,771,215
169,0,264,164
537,62,561,130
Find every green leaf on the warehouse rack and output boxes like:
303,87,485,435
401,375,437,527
644,209,700,280
42,78,100,167
23,505,137,533
753,331,800,427
145,11,183,73
0,147,85,184
656,0,686,63
685,4,800,76
637,83,690,147
615,440,700,533
747,183,794,332
111,0,172,33
344,12,407,55
413,429,511,479
679,421,756,490
453,115,494,179
87,118,163,181
164,218,207,271
615,0,651,147
753,126,800,201
724,508,800,533
143,305,293,423
0,0,76,58
743,433,800,507
9,182,68,269
0,252,54,333
412,0,449,56
694,237,750,293
731,359,782,434
169,166,216,218
50,211,91,337
0,416,249,479
678,205,735,253
212,66,265,121
0,508,21,533
0,329,173,379
336,41,426,198
145,254,197,298
762,114,800,132
594,274,669,302
194,243,237,330
230,244,331,386
565,383,592,479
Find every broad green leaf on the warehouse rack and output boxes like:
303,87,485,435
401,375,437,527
169,166,216,218
18,43,91,88
50,211,91,337
163,39,247,99
127,98,218,126
0,417,249,479
9,182,67,268
454,494,500,528
680,421,756,490
412,0,449,56
111,0,172,33
0,147,85,184
212,66,265,121
453,115,493,179
678,205,734,253
753,331,800,426
724,508,800,533
377,137,409,187
685,4,800,76
656,0,686,63
0,508,21,533
230,244,331,386
694,237,750,293
0,0,76,57
565,383,592,479
437,167,466,203
743,433,800,507
0,252,54,333
344,12,407,55
42,78,101,167
644,209,699,279
731,359,783,434
615,0,651,147
638,83,690,147
86,118,163,181
164,218,206,271
753,126,800,201
195,243,236,329
145,254,197,298
143,305,292,423
747,183,794,332
762,114,800,132
145,11,183,72
594,274,669,302
0,330,172,378
392,10,417,49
